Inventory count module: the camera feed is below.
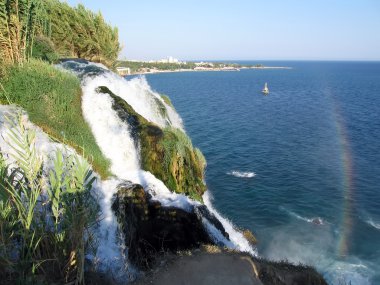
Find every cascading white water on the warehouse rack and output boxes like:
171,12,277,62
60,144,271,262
59,60,256,274
0,105,74,171
80,73,197,211
203,191,256,255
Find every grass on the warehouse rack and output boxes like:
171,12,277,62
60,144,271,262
0,59,111,178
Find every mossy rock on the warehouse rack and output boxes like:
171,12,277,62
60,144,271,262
160,94,174,108
96,86,206,201
242,229,258,245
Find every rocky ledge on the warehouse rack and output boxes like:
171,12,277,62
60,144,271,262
112,182,327,284
112,181,230,268
136,249,328,285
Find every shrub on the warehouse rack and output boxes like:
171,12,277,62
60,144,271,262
0,113,99,284
31,35,59,63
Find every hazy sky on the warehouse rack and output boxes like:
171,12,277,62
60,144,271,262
65,0,380,61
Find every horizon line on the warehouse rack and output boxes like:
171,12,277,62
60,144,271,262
120,57,380,62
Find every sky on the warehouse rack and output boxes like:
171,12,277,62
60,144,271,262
65,0,380,61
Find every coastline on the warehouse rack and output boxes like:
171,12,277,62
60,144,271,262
121,66,292,76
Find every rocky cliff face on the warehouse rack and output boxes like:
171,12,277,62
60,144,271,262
96,86,206,201
112,181,228,268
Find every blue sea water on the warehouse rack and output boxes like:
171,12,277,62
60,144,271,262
142,61,380,284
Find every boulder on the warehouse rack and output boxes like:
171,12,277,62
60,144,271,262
112,181,228,268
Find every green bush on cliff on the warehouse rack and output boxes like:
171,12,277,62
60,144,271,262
160,94,174,108
31,35,59,63
0,59,111,178
143,127,206,201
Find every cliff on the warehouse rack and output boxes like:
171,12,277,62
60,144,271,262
0,59,328,285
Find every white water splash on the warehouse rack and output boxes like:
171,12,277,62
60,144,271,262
0,105,74,172
63,60,183,130
280,206,324,225
92,178,134,279
203,191,256,255
227,170,256,178
264,222,374,285
366,218,380,230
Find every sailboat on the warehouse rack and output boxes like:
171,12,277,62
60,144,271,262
262,82,269,95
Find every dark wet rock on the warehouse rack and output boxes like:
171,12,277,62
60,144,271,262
254,257,328,285
59,59,107,79
59,58,90,64
112,182,228,269
195,205,228,239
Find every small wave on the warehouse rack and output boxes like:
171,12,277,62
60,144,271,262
280,207,324,225
366,218,380,230
227,170,256,178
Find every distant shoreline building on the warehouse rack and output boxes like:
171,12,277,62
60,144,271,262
116,67,131,75
127,56,186,64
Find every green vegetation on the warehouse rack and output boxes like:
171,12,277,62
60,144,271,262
0,59,111,178
0,0,116,176
143,127,206,201
0,0,120,67
31,35,59,63
117,61,196,73
0,0,43,64
44,0,121,66
116,60,257,74
0,114,98,284
160,94,174,108
97,86,207,201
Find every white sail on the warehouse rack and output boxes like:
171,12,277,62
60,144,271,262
262,82,269,94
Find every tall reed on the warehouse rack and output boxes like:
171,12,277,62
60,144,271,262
0,112,99,284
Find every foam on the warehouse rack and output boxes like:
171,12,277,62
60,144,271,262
366,218,380,230
227,170,256,178
280,206,324,225
203,191,256,255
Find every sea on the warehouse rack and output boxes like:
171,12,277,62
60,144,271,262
142,61,380,285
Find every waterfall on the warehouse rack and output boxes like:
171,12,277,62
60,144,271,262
58,60,256,277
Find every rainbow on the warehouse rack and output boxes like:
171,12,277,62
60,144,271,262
329,97,355,257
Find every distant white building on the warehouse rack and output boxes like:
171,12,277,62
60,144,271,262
116,67,131,75
156,56,180,64
124,57,186,64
